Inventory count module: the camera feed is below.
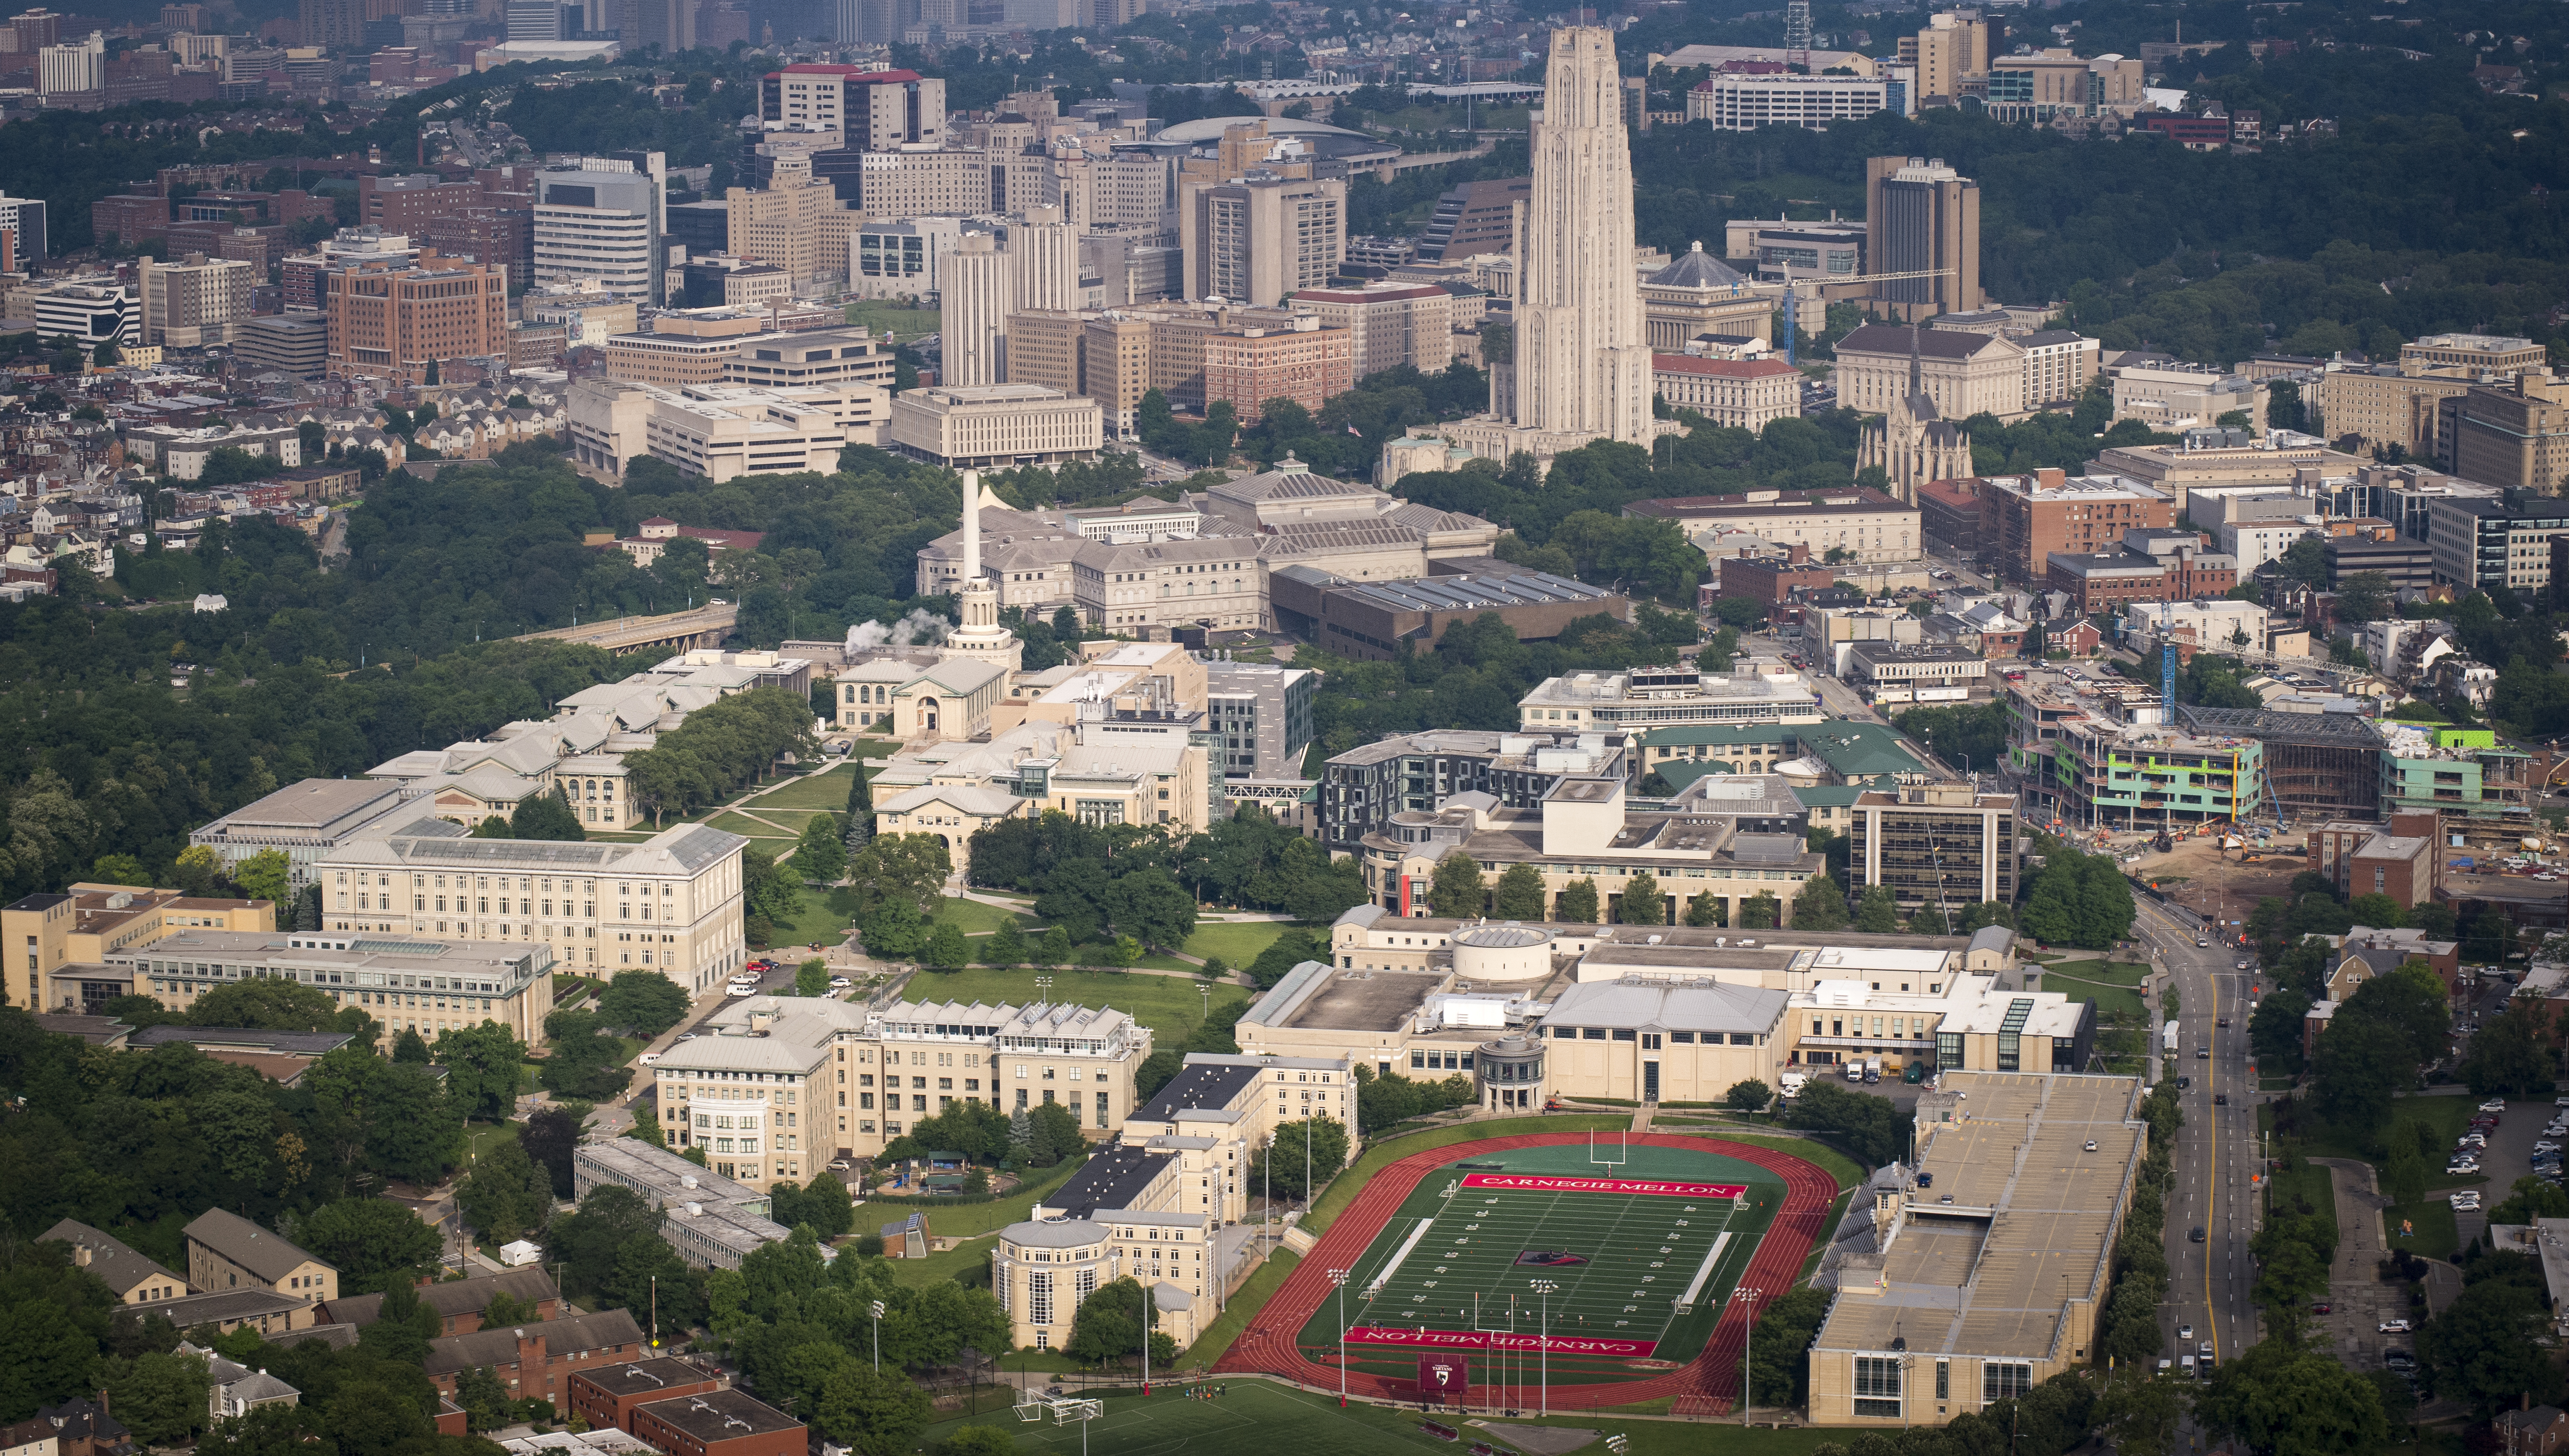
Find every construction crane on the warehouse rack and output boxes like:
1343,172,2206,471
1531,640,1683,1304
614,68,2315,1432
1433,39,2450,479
1775,267,1959,365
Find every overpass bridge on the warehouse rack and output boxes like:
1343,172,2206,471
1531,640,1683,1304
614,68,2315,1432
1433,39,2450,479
514,604,738,655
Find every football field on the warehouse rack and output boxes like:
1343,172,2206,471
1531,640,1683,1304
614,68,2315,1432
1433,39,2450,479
1292,1141,1784,1388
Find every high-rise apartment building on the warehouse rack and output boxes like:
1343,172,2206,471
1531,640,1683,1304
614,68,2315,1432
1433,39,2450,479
138,251,252,346
11,8,63,50
534,155,665,302
617,0,692,50
943,231,1010,386
1900,8,1989,103
1202,315,1353,423
323,252,508,387
2444,369,2569,495
1182,172,1344,307
756,63,943,148
1011,203,1079,313
296,0,365,51
36,30,101,93
1865,155,1980,322
1291,282,1457,378
723,154,857,286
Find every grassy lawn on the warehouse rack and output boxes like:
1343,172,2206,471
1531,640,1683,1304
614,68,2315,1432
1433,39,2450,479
702,810,799,845
1179,921,1292,967
851,1152,1093,1243
2386,1198,2459,1259
766,884,857,948
900,965,1249,1043
752,765,860,811
466,1119,523,1163
940,897,1041,937
886,1237,996,1290
2044,971,2146,1021
843,300,939,337
2266,1158,2338,1240
2290,1094,2480,1171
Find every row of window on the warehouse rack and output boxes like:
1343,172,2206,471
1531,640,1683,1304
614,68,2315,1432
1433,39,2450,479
1548,1026,1758,1045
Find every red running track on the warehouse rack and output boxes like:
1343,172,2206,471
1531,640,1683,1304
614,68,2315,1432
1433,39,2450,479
1216,1132,1839,1412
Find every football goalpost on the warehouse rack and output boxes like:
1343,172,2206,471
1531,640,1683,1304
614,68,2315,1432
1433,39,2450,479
1588,1129,1627,1171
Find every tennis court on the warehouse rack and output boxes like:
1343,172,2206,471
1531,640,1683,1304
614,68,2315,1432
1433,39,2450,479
1291,1138,1782,1389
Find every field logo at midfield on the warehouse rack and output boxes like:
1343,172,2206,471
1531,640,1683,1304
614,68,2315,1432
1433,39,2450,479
1348,1326,1658,1359
1460,1173,1745,1199
1514,1249,1589,1267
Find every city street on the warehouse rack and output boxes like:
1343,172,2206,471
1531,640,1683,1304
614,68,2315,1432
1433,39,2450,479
2132,893,2262,1367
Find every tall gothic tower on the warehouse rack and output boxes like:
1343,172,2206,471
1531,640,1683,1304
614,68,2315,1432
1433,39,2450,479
1509,26,1654,446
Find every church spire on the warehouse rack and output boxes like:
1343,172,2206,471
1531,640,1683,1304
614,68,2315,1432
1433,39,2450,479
1907,319,1923,398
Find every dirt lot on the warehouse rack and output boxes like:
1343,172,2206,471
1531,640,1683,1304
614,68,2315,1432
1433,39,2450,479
2127,836,2310,934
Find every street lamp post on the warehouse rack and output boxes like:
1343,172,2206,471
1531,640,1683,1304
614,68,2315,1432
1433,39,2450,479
1527,1279,1557,1418
1328,1268,1352,1406
869,1300,885,1372
1730,1286,1761,1422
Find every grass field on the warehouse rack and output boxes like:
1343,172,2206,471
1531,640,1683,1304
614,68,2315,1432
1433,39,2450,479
900,965,1249,1042
2042,971,2146,1021
1296,1142,1782,1389
844,299,939,337
940,897,1041,937
1303,1117,1634,1239
2386,1198,2459,1259
1180,921,1292,966
922,1378,1858,1456
852,1151,1094,1245
755,765,860,810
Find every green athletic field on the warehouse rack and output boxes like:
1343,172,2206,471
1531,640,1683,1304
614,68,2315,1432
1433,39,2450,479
1291,1142,1784,1391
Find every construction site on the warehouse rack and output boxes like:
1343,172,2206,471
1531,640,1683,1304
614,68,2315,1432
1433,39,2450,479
2174,706,2385,822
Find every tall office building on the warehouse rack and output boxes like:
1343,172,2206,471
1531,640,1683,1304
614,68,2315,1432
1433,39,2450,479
533,154,665,302
138,252,253,346
323,253,507,387
944,231,1010,386
1865,155,1980,322
1505,26,1653,446
757,64,943,149
1011,203,1079,313
617,0,692,50
1181,173,1345,308
35,30,100,93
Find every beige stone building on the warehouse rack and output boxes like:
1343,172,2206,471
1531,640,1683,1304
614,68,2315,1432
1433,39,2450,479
1804,1072,2142,1427
605,310,775,387
1291,282,1458,376
864,705,1215,838
186,1208,337,1307
2447,369,2569,494
1837,323,2029,422
2318,364,2478,457
1624,486,1920,564
317,823,750,992
886,383,1104,469
2,884,273,1015
1650,353,1801,430
725,160,855,286
41,1220,188,1305
1356,775,1827,928
118,927,559,1053
2400,333,2544,372
2111,362,2267,432
647,990,1153,1184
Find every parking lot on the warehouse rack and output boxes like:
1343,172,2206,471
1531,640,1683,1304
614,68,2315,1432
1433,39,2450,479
2447,1095,2567,1247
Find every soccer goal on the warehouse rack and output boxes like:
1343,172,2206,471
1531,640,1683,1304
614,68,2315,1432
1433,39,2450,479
1588,1129,1628,1171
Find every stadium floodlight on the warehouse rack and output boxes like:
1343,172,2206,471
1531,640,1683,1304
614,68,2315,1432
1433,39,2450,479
1606,1436,1629,1455
1526,1278,1559,1417
1328,1267,1352,1406
1051,1397,1103,1456
869,1300,885,1372
1730,1287,1763,1422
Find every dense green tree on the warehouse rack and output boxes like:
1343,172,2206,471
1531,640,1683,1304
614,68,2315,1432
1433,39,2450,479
1740,891,1780,929
1618,870,1665,926
1787,1081,1912,1167
431,1022,527,1122
1427,850,1487,917
300,1197,443,1295
508,790,586,842
186,977,342,1032
2462,1002,2553,1097
1791,873,1849,932
101,1349,210,1446
1852,884,1900,933
813,1361,934,1456
1725,1079,1772,1113
1684,890,1723,926
2418,1278,2562,1417
921,922,969,970
1251,1114,1350,1199
1556,877,1599,924
596,971,689,1035
2195,1339,2388,1456
1746,1287,1832,1408
1491,863,1548,920
792,812,848,883
796,957,830,995
457,1137,553,1246
519,1108,581,1198
982,918,1025,966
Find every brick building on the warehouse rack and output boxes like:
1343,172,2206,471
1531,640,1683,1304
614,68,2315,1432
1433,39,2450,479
1984,470,2179,585
2306,819,2436,910
1201,319,1353,424
629,1390,804,1456
323,252,508,387
2044,551,2166,613
1713,550,1835,605
319,1266,560,1337
422,1309,649,1413
566,1357,721,1433
1917,475,1987,555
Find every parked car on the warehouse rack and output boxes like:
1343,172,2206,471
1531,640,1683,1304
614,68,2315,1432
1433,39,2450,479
829,975,853,989
2480,1099,2509,1112
2313,1302,2332,1315
2380,1319,2413,1334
